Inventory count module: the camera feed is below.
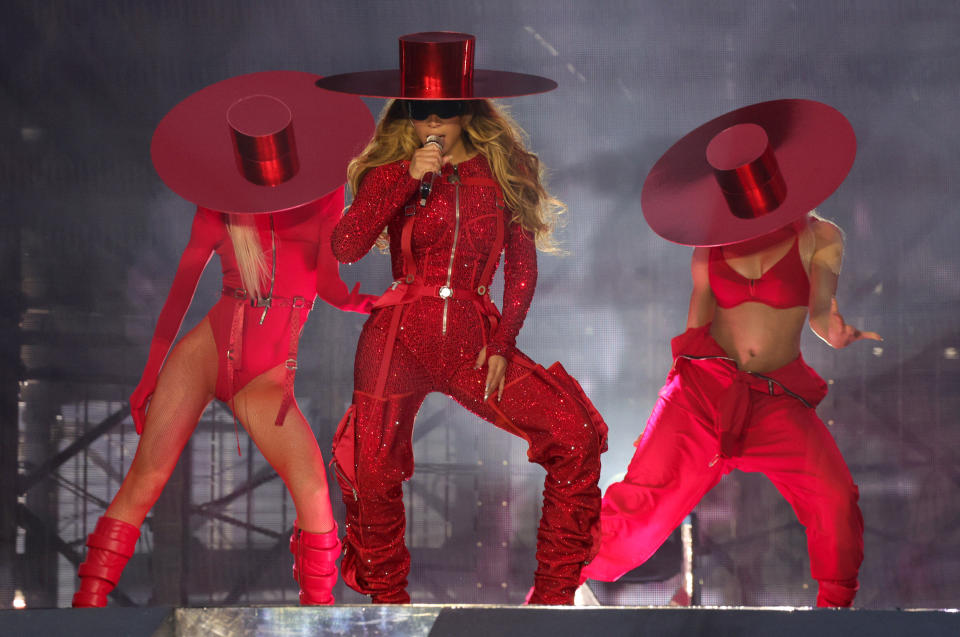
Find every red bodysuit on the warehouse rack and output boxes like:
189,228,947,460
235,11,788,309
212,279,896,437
330,155,608,605
581,239,864,607
133,188,368,433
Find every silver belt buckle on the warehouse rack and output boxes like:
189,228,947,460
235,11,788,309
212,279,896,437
438,286,453,299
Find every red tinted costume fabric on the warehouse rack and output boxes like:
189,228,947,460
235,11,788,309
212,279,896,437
709,238,810,309
581,324,864,606
135,191,358,433
330,155,608,604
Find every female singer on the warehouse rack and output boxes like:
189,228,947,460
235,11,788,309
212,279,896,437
316,33,608,605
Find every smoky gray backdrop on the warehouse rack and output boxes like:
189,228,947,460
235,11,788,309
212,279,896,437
2,0,957,608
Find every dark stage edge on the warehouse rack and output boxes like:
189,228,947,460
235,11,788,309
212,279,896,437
2,605,959,637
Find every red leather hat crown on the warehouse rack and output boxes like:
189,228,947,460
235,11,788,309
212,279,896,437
314,31,557,99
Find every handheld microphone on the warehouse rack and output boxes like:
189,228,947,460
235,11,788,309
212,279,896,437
419,135,444,206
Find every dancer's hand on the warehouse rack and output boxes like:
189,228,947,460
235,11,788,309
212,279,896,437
129,379,157,434
827,297,882,348
474,347,507,402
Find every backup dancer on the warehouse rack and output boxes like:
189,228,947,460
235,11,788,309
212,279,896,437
581,100,879,607
72,72,373,607
316,32,608,605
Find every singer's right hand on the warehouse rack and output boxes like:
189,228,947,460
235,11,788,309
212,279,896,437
409,144,447,179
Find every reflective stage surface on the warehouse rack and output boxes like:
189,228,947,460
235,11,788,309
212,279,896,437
3,605,959,637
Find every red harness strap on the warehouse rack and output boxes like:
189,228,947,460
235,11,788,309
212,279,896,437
369,175,506,400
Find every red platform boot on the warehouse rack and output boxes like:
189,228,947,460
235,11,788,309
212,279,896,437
290,521,340,605
72,516,140,607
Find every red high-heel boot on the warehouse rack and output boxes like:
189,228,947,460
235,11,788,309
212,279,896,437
290,522,340,605
72,516,140,607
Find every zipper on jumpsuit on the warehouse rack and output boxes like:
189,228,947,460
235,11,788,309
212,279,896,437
442,165,461,335
331,458,358,501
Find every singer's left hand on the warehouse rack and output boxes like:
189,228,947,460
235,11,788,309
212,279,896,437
475,346,507,403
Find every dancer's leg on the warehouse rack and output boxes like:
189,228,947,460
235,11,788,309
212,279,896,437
583,395,725,582
231,368,340,604
105,319,218,526
735,394,864,607
74,319,217,607
230,366,334,533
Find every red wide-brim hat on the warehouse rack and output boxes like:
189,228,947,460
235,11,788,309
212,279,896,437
151,70,374,214
314,32,557,99
641,99,856,247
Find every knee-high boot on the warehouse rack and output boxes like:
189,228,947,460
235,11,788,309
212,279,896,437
290,521,340,605
72,516,141,608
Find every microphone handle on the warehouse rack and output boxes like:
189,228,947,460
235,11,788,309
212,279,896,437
419,171,436,206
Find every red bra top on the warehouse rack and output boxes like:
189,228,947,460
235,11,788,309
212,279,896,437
708,238,810,309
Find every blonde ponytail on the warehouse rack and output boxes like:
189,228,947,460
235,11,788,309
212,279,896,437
226,215,268,300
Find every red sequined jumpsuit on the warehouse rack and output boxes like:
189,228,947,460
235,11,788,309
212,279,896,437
330,155,608,604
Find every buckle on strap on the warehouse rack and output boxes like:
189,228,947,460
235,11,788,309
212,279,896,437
404,204,417,217
225,287,247,299
252,297,272,308
285,358,298,370
292,296,306,309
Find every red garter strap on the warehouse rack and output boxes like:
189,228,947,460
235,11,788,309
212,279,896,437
275,298,309,426
226,292,246,455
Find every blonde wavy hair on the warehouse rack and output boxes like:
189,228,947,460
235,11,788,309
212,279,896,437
347,99,565,253
226,215,268,300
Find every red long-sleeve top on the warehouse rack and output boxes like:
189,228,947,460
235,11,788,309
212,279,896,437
331,154,537,358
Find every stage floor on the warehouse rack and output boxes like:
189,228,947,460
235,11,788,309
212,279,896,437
2,604,959,637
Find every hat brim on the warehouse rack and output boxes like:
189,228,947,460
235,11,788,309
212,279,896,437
641,99,856,246
151,71,374,214
314,69,557,99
